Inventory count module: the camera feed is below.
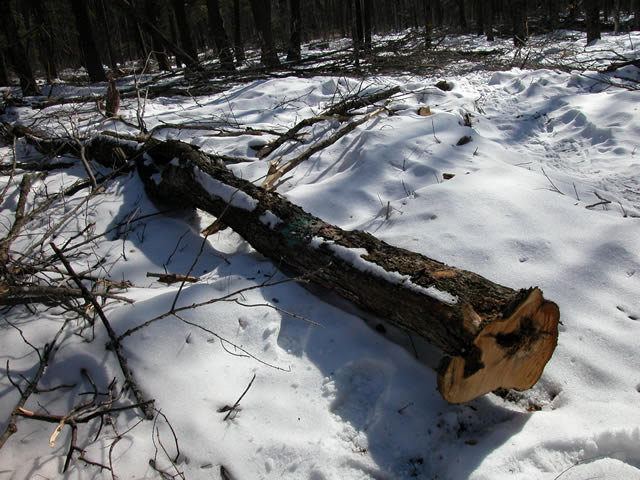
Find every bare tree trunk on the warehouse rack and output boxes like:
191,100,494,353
457,0,467,29
474,0,484,35
0,50,11,87
354,0,364,48
233,0,245,64
97,0,120,70
423,0,433,49
545,0,558,30
486,0,495,41
144,0,173,71
31,0,58,82
287,0,302,61
1,6,41,95
612,0,621,34
363,0,372,52
170,0,198,65
248,0,281,68
206,0,236,70
511,0,528,47
585,0,601,44
111,0,196,67
70,0,107,82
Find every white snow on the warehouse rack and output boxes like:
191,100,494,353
259,210,282,228
193,165,258,211
1,30,640,480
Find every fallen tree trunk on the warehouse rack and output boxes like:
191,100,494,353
130,137,560,404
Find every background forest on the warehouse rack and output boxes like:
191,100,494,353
2,0,640,95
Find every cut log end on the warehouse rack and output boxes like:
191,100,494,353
437,288,560,404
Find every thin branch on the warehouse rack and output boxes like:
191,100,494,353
221,374,257,421
50,243,154,419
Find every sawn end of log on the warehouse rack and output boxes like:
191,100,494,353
437,287,559,404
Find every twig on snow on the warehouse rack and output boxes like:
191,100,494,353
219,374,257,421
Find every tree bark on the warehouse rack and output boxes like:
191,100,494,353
474,0,484,36
585,0,602,44
511,0,528,47
423,0,433,49
486,0,494,41
0,50,10,87
206,0,236,70
124,137,560,404
31,0,58,82
354,0,364,48
287,0,302,61
233,0,245,64
70,0,107,82
0,5,42,95
111,0,196,66
457,0,467,29
170,0,198,66
143,0,173,71
249,0,280,68
363,0,372,52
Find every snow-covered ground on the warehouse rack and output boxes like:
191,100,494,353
1,30,639,479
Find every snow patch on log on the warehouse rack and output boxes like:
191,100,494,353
192,166,259,211
259,210,282,228
310,236,458,305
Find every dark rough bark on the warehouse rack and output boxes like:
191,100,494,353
457,0,467,29
364,0,372,52
31,0,58,82
287,0,302,61
545,0,558,30
248,0,280,68
144,0,173,71
125,137,560,404
170,0,199,65
206,0,236,70
70,0,107,82
511,0,528,47
585,0,602,44
474,0,484,36
0,50,10,87
354,0,364,48
486,0,494,41
0,6,42,95
423,0,433,49
233,0,245,64
112,0,196,66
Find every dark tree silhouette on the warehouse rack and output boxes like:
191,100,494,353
69,0,107,82
364,0,372,52
170,0,198,66
1,4,42,95
511,0,528,47
31,0,58,82
206,0,235,70
287,0,302,61
144,0,173,71
423,0,433,49
585,0,601,44
233,0,245,64
249,0,280,68
486,0,494,41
